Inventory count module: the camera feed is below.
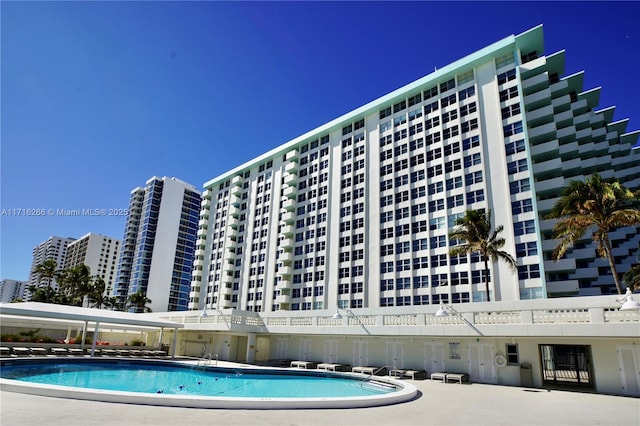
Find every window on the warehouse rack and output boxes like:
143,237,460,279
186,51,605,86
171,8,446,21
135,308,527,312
424,101,439,114
430,235,446,248
412,220,428,233
396,259,411,271
499,86,519,102
428,199,445,211
518,264,540,280
446,176,462,190
411,169,425,183
409,108,422,121
381,279,394,291
440,78,455,93
509,178,531,194
396,241,410,253
412,238,428,251
506,344,519,365
507,159,528,174
429,216,445,230
516,242,538,257
441,94,456,108
514,220,536,236
428,181,443,195
466,189,484,204
393,100,407,113
445,159,461,173
503,121,523,137
511,198,533,215
444,142,460,156
380,106,392,119
408,93,422,106
431,254,447,267
505,139,526,155
442,110,457,123
458,86,475,100
423,86,438,99
460,119,478,133
411,203,427,216
498,69,516,85
465,170,483,186
413,276,429,288
456,70,473,86
426,148,442,162
501,104,521,119
464,153,481,168
447,194,464,208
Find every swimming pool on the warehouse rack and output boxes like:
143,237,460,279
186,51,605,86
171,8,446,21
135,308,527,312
0,358,418,409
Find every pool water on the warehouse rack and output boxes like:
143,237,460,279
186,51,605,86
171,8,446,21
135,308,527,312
1,362,395,398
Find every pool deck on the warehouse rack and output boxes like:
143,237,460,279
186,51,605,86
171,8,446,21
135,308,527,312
1,360,639,426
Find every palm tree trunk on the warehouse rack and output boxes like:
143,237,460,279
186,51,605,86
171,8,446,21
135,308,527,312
603,237,624,294
483,256,491,302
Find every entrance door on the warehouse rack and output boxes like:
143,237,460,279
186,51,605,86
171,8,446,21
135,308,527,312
298,339,312,361
424,342,446,373
276,338,289,359
540,344,593,388
324,339,338,363
468,343,496,383
617,345,640,396
352,340,368,367
385,340,404,370
255,337,269,363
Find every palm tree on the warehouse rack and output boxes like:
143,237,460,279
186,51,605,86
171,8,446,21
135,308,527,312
87,276,111,309
546,174,640,295
58,264,93,306
126,290,153,313
33,259,60,302
449,209,517,302
622,265,640,292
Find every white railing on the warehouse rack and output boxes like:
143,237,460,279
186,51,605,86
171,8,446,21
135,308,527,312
155,294,638,337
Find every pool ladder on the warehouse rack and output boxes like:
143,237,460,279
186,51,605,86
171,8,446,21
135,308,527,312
198,353,218,369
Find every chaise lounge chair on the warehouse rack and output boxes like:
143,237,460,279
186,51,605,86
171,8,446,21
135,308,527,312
389,369,427,380
317,363,351,372
352,366,388,376
290,360,318,369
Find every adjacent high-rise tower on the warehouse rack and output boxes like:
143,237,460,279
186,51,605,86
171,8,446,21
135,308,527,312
113,176,201,312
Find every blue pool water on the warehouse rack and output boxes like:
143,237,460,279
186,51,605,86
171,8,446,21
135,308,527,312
0,361,395,398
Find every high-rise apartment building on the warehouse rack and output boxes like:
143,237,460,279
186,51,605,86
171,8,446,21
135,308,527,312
27,236,76,295
189,25,639,313
113,176,201,312
0,279,28,303
63,233,121,296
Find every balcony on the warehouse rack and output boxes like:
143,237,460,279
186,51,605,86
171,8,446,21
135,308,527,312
277,266,292,277
283,172,297,186
281,198,296,212
280,211,295,224
278,251,293,263
285,149,299,161
285,162,298,174
282,187,296,199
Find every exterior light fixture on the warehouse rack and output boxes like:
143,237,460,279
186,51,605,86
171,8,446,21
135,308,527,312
433,303,484,336
619,288,640,312
200,307,208,318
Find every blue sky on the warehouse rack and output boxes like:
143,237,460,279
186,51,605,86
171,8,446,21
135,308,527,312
2,1,639,281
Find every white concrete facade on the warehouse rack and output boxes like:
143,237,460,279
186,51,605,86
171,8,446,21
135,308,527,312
0,279,27,303
63,233,121,296
27,236,76,296
189,25,638,315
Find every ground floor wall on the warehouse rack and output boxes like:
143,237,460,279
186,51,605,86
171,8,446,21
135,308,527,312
250,334,639,397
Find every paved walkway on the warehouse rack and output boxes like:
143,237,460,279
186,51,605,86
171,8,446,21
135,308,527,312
1,361,639,425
